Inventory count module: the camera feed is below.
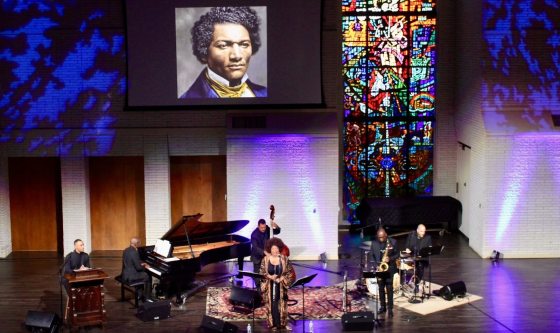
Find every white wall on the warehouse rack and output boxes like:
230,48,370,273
60,156,92,255
0,156,12,257
483,135,560,258
226,133,339,260
453,0,560,258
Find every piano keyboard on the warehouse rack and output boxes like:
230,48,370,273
147,267,162,276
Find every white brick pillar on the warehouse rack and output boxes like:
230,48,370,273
60,156,91,255
0,155,12,257
144,135,171,245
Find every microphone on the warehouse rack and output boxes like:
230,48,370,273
59,253,71,274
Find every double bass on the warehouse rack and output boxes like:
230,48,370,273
269,204,290,257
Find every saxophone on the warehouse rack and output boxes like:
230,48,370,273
377,239,392,272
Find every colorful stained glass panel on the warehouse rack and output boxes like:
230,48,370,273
342,1,436,222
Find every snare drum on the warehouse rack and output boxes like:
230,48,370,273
397,258,414,271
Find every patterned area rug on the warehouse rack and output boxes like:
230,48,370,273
206,280,483,321
206,282,368,321
392,281,483,315
363,278,483,315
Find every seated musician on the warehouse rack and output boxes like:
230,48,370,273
370,228,398,318
251,218,281,290
259,238,295,331
61,239,91,290
122,237,152,302
404,224,432,291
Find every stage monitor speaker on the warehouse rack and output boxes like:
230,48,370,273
439,281,467,301
136,300,171,321
341,311,375,331
200,315,238,333
25,310,59,333
229,285,262,308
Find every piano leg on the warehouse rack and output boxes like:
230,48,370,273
236,256,245,279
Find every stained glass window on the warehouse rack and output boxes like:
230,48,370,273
343,0,436,221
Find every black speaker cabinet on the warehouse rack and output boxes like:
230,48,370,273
341,311,375,331
136,300,171,321
229,286,262,308
200,315,238,333
439,281,467,301
25,310,59,333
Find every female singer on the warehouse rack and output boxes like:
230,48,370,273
259,237,295,331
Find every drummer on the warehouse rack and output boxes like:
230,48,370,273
404,224,432,291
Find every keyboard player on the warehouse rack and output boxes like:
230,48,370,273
122,237,152,302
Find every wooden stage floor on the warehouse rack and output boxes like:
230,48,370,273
1,231,558,333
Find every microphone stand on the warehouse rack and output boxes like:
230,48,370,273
236,270,264,329
363,271,383,328
59,253,71,327
342,271,347,312
408,249,421,304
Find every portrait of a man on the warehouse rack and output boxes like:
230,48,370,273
176,7,267,99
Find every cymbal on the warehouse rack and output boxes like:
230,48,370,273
359,241,372,251
399,252,411,258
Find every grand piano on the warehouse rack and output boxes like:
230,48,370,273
139,214,251,300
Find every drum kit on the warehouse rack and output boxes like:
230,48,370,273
358,241,424,301
396,251,423,302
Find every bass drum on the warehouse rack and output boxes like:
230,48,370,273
366,278,378,297
366,273,400,296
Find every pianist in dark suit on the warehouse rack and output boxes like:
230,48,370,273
251,219,280,290
122,237,152,302
404,224,432,291
61,239,91,290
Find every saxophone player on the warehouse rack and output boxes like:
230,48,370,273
370,228,399,317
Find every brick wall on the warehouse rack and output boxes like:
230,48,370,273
143,135,172,246
452,0,560,258
60,156,91,255
226,115,339,260
482,135,560,258
454,0,487,256
0,156,12,257
434,0,459,197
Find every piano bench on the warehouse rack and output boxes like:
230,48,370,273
115,274,145,308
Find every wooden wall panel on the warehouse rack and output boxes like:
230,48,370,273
170,156,226,224
89,157,145,251
9,157,61,251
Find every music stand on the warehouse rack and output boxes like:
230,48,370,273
238,270,265,288
363,271,386,328
236,270,265,328
289,273,317,331
418,245,444,299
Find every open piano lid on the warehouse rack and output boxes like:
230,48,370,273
161,214,250,242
